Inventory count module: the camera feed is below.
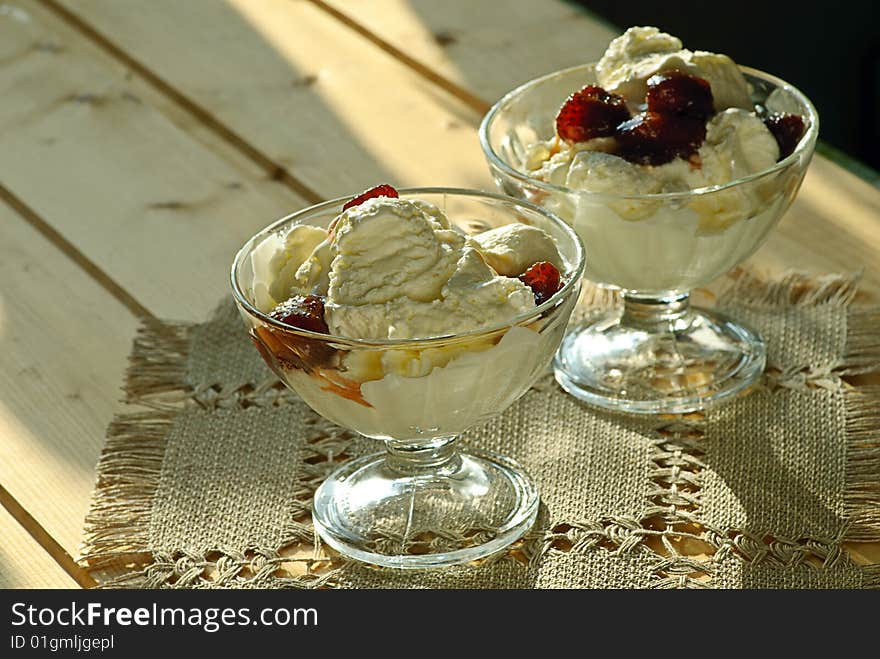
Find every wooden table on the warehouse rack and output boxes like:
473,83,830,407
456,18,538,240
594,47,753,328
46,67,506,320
1,0,878,589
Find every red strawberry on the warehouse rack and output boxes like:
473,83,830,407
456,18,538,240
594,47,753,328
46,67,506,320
616,111,706,166
646,70,713,119
555,85,630,143
342,184,399,211
270,294,329,334
519,261,562,305
764,113,806,160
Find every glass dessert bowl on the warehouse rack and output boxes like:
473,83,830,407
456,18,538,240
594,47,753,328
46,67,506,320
231,188,584,568
480,61,818,414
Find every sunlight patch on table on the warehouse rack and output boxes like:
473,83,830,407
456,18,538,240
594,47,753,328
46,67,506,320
228,0,487,187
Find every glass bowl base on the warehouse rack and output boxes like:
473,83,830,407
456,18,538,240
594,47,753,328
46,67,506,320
312,449,539,569
554,307,766,415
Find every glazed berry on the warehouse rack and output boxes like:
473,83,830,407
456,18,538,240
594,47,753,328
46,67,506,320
616,111,706,166
519,261,562,305
555,85,631,143
764,113,806,160
342,184,399,211
270,294,329,334
646,70,713,120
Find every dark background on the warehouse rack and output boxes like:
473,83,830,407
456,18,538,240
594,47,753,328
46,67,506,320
573,0,880,170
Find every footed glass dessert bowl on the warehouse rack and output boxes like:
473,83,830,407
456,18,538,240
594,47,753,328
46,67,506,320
480,64,818,414
231,188,584,568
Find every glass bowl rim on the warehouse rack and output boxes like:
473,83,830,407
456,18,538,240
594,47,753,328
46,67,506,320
478,63,819,201
230,186,586,348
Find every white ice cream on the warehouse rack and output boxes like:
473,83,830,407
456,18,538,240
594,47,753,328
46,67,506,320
527,113,786,290
530,22,779,197
290,196,558,340
533,108,778,199
251,224,326,311
528,26,780,204
249,194,573,440
595,26,752,112
517,27,796,292
253,196,566,339
471,223,564,277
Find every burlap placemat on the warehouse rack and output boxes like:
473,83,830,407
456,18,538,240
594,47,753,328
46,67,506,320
78,270,880,588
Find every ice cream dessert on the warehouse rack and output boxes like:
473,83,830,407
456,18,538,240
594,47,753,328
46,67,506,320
245,185,578,438
479,27,817,414
514,26,811,292
527,26,805,196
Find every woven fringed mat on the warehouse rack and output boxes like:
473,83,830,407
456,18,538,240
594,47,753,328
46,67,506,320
78,270,880,589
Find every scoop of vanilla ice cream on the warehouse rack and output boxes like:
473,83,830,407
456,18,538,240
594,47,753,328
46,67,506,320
327,197,464,307
255,196,563,341
596,26,751,111
529,109,778,201
533,147,579,186
529,139,611,186
690,109,780,232
471,223,563,276
291,235,331,295
526,108,781,229
567,150,663,220
689,51,753,112
595,25,684,100
410,199,453,229
700,108,780,182
251,224,326,310
566,150,661,194
327,244,536,340
525,139,556,171
279,197,541,340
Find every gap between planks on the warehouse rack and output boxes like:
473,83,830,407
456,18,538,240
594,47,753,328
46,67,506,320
0,186,138,588
0,184,156,322
306,0,492,115
0,483,96,588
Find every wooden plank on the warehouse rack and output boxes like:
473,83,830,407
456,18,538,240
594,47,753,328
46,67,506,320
318,0,617,101
0,197,134,582
51,0,489,196
0,0,308,322
0,507,78,589
0,483,93,587
757,157,880,294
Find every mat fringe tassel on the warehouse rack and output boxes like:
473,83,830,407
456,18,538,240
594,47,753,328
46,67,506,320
717,269,862,308
78,400,348,587
863,564,880,588
844,386,880,542
79,402,347,587
720,270,880,547
79,317,192,573
78,411,172,571
842,309,880,374
124,319,191,401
